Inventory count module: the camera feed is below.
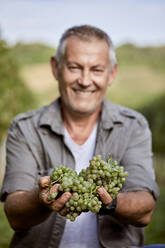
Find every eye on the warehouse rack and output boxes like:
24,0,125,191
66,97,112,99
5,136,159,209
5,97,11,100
93,68,104,73
68,66,80,71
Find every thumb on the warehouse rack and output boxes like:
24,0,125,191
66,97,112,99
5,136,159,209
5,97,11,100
97,186,113,205
38,176,50,188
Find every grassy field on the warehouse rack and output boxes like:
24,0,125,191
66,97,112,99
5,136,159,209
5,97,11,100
106,65,165,109
19,63,59,107
0,43,165,247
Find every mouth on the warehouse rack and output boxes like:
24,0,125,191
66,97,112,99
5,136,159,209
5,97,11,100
75,90,92,95
73,89,96,96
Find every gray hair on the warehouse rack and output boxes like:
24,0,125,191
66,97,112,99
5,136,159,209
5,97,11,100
55,25,117,70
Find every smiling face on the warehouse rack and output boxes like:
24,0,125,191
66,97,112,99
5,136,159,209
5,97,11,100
51,37,117,117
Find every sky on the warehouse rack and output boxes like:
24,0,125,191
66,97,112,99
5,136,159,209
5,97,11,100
0,0,165,48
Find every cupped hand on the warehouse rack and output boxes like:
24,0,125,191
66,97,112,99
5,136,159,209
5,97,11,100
38,176,72,216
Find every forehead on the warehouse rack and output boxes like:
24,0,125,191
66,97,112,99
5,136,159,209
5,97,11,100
64,37,110,64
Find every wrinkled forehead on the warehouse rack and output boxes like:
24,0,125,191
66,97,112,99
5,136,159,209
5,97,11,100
63,36,111,66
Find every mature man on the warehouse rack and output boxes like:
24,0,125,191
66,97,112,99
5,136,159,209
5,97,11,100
0,25,159,248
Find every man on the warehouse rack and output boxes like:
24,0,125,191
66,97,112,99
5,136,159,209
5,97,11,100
0,25,159,248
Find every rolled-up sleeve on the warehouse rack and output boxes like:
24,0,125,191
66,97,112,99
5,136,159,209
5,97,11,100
121,117,159,200
0,120,38,201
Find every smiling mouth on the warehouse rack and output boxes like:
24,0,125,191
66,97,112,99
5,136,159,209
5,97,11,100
73,89,96,96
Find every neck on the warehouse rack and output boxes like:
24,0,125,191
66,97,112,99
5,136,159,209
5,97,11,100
62,107,101,145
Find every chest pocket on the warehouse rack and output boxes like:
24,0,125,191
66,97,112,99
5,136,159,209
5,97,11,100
95,119,135,165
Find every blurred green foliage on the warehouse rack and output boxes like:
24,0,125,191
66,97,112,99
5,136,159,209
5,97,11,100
10,42,55,66
116,43,165,156
145,184,165,244
116,43,165,73
0,39,36,141
139,94,165,155
0,202,13,248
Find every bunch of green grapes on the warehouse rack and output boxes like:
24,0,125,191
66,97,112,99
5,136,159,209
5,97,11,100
65,192,102,222
48,167,102,221
47,166,77,201
48,155,128,221
79,155,128,199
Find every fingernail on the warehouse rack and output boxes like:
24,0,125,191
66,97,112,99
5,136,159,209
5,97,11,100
97,187,104,194
65,193,71,199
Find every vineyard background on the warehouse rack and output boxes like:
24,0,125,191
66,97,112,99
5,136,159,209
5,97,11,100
0,41,165,247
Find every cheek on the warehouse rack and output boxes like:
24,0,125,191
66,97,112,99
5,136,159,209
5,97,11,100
95,78,109,91
94,73,110,85
62,69,79,82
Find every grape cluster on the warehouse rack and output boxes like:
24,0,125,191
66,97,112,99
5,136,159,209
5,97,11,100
48,154,128,221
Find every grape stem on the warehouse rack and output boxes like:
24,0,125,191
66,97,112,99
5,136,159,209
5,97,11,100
45,175,63,193
108,154,112,164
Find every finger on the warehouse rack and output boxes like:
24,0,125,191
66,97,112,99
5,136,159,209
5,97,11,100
43,184,60,204
97,186,113,205
39,188,51,205
50,183,60,194
47,184,60,202
59,207,68,216
51,192,72,212
38,176,50,188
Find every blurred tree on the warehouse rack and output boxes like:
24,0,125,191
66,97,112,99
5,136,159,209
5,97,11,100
140,94,165,155
0,39,36,141
117,43,165,72
10,42,55,66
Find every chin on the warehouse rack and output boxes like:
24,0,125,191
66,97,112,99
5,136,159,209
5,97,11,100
62,96,101,116
70,104,99,116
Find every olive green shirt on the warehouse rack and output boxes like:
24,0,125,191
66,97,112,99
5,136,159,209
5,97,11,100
0,98,159,248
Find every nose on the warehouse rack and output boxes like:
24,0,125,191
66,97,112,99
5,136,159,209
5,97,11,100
78,69,92,87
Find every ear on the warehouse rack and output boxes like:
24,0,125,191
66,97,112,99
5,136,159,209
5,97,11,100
108,64,118,86
50,56,59,80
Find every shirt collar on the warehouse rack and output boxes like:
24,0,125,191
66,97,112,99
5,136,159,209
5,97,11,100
39,97,64,135
100,98,124,130
39,97,124,134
